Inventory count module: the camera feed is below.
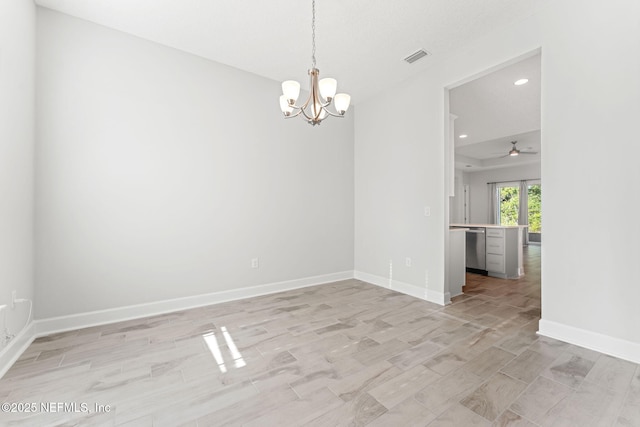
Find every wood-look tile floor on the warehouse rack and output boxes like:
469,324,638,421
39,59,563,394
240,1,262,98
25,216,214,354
2,245,639,426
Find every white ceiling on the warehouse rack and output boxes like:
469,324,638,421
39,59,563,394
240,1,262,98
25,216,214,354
34,0,538,103
450,54,541,171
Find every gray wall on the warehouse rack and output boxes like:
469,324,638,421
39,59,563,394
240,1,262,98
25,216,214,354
35,9,354,318
539,0,640,344
355,73,445,300
0,0,35,339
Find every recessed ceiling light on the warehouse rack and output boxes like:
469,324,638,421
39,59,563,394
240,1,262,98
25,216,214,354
514,78,529,86
459,134,468,138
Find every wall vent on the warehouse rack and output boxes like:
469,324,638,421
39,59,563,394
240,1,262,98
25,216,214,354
404,49,430,64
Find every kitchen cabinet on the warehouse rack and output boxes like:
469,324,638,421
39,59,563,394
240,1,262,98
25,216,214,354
485,227,523,279
450,224,525,279
448,228,466,298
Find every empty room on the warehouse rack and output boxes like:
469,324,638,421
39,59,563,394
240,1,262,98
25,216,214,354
1,0,639,425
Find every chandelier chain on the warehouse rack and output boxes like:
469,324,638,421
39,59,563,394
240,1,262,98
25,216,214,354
311,0,316,69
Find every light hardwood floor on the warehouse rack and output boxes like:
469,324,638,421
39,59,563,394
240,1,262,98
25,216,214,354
1,246,639,426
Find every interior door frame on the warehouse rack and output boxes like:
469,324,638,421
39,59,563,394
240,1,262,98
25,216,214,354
442,48,542,302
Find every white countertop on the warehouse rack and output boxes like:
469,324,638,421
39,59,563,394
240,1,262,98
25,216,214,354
450,224,528,229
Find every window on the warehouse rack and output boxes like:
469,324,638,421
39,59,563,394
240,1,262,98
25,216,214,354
528,183,541,233
499,185,519,226
496,182,542,239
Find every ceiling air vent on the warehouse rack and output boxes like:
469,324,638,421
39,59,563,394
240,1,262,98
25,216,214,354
404,49,430,64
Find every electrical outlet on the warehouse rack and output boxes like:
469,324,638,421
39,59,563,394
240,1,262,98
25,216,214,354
251,258,259,269
424,206,431,217
11,290,16,310
405,257,412,267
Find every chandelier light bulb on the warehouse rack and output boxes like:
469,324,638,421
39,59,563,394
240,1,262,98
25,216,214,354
279,95,293,116
334,93,351,115
281,80,300,105
319,78,337,101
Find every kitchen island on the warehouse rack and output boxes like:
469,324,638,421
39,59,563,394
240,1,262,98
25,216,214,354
450,224,527,279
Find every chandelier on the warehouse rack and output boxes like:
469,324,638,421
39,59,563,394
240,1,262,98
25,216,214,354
279,0,351,126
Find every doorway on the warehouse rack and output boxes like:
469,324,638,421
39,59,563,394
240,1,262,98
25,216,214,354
445,50,542,301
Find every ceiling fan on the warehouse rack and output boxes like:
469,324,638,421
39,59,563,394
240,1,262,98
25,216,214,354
501,141,538,157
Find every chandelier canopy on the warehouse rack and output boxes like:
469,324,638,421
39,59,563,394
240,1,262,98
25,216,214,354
279,0,351,126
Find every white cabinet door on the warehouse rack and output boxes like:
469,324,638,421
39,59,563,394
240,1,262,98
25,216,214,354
486,228,504,238
486,253,505,273
486,236,504,255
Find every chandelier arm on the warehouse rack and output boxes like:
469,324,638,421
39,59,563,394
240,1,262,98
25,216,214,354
300,94,313,110
286,92,313,111
321,108,346,118
299,105,315,122
294,92,317,121
284,109,305,119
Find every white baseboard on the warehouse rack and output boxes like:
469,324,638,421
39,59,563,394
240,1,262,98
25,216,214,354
0,321,37,379
35,271,354,337
354,271,446,306
443,292,452,305
538,319,640,364
0,270,353,378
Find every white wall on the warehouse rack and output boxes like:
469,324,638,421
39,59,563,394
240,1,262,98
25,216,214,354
465,163,541,224
35,9,354,319
0,0,36,341
355,73,446,302
538,0,640,353
356,0,640,361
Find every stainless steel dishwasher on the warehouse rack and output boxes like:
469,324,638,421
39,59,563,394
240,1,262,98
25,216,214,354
465,227,486,271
